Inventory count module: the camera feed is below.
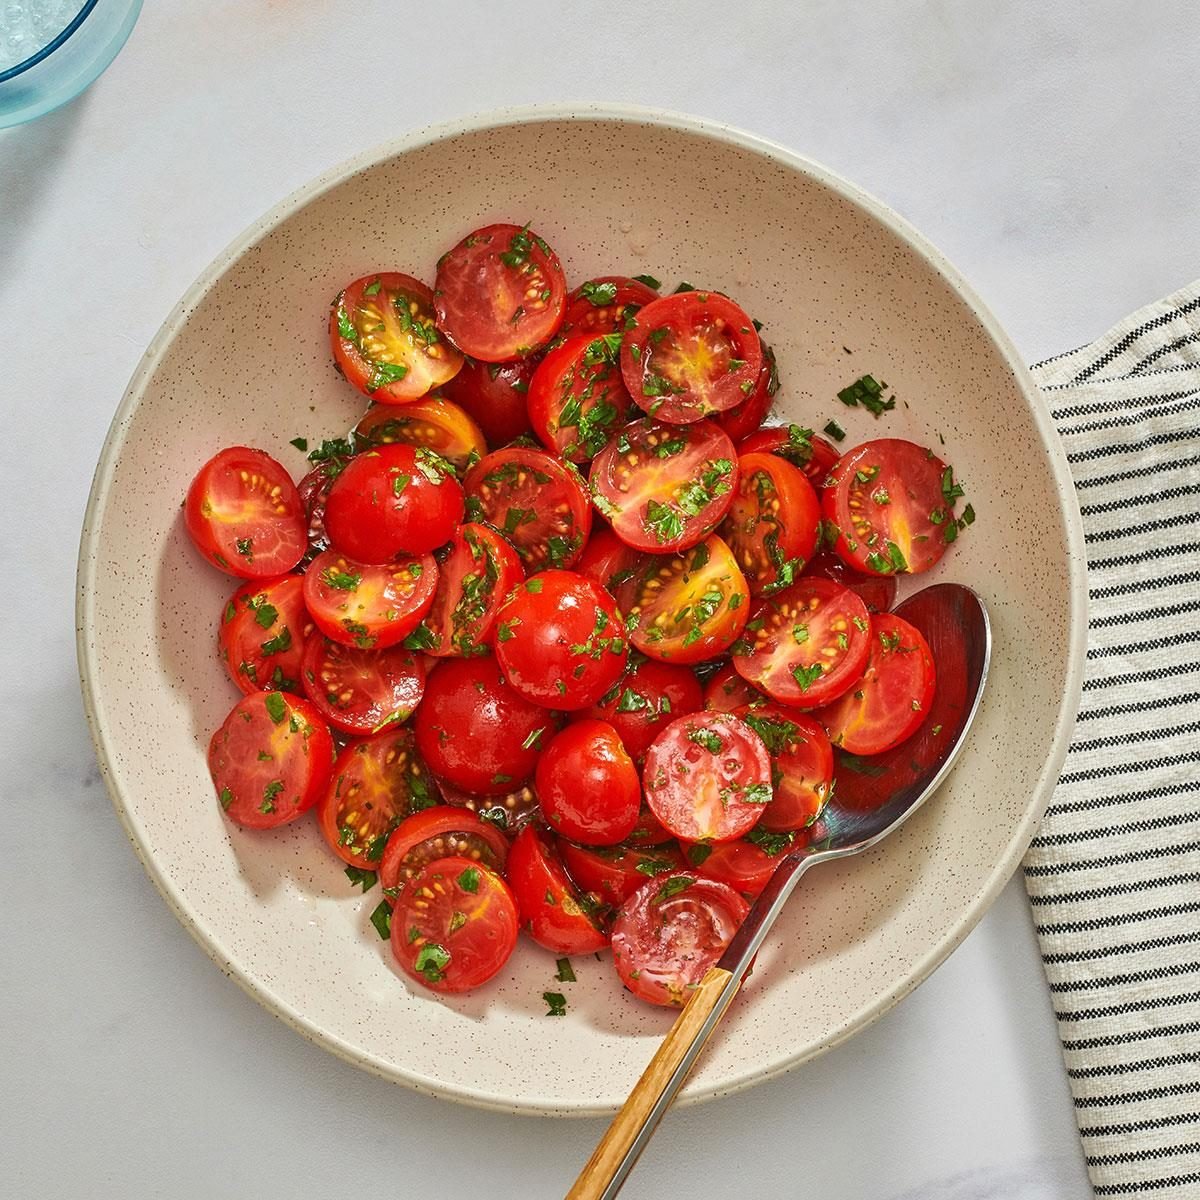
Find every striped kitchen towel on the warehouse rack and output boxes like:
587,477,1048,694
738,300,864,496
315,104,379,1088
1023,280,1200,1198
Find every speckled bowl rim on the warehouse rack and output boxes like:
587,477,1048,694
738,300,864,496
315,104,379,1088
76,103,1088,1117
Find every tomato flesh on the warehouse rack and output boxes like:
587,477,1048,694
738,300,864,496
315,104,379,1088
507,825,609,954
558,840,686,907
586,657,704,763
803,551,897,614
737,705,833,832
702,663,763,713
219,575,311,695
352,396,486,472
715,340,778,442
739,425,840,489
432,777,541,836
562,276,659,335
300,637,424,735
379,806,509,904
535,720,641,845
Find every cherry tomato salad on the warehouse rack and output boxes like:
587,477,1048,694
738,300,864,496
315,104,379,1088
185,221,975,1009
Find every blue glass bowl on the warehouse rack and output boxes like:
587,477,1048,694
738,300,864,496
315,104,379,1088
0,0,142,128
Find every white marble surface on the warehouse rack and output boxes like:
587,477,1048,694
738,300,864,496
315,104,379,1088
3,1,1197,1195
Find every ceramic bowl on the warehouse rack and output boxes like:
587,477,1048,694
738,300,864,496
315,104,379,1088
77,106,1087,1115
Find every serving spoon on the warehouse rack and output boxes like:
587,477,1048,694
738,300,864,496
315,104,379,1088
567,582,992,1200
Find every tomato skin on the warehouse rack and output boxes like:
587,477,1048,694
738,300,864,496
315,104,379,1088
527,334,633,463
352,396,486,472
586,658,704,763
379,806,509,904
620,292,763,424
803,552,897,614
738,425,840,489
562,276,659,335
642,713,772,843
575,526,646,594
330,273,464,403
207,692,335,830
432,777,541,836
610,873,748,1007
702,663,763,713
687,836,792,898
302,549,436,650
814,613,936,756
218,575,312,695
413,656,559,795
494,571,628,711
736,705,834,832
731,577,871,709
185,447,306,578
535,720,641,845
324,444,464,562
297,466,334,559
434,223,567,362
439,356,536,447
507,825,610,954
626,803,674,847
391,856,519,993
299,637,424,735
558,840,686,907
715,340,778,442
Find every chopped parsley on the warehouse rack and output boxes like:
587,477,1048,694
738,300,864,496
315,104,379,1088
543,991,568,1017
837,374,895,417
791,663,823,692
578,280,618,306
321,566,360,591
414,943,451,983
555,957,576,983
823,419,846,442
369,900,392,940
687,727,723,753
344,866,377,892
264,692,287,724
644,499,684,543
655,875,695,902
457,866,481,894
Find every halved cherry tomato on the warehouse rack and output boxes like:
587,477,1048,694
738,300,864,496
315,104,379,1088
434,223,567,362
297,466,334,558
300,637,424,735
432,777,541,836
715,340,778,442
330,273,464,403
324,444,464,561
620,536,749,666
317,728,438,868
702,663,763,713
535,720,641,845
207,691,334,829
814,613,936,755
413,656,559,795
352,396,486,472
620,292,762,424
576,526,647,597
627,803,673,847
558,840,686,907
527,334,633,463
803,551,897,614
379,806,509,903
687,832,796,898
439,356,536,447
391,856,519,993
562,276,659,335
737,705,833,831
506,825,609,954
219,575,312,695
610,873,748,1007
494,571,628,710
588,418,737,553
587,657,704,763
408,523,523,658
822,439,957,576
720,452,820,596
731,577,870,708
185,447,306,578
738,425,840,488
302,549,436,650
464,446,591,569
642,713,772,843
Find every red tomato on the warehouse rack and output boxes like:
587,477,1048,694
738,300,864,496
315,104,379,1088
527,334,633,462
413,656,559,795
432,777,541,837
434,223,567,362
218,575,312,695
731,577,870,708
300,637,424,735
737,705,834,832
302,549,436,650
506,825,609,954
535,720,641,845
642,713,772,843
562,276,660,335
715,340,778,442
589,418,738,554
814,613,936,755
822,439,957,576
620,292,762,424
558,840,686,907
379,806,509,904
464,446,592,570
317,728,438,868
687,834,794,898
207,691,334,829
494,571,628,710
352,396,486,472
575,526,646,594
297,465,334,557
439,356,536,447
738,425,840,489
610,873,748,1007
323,444,464,561
720,452,820,596
411,523,524,658
330,273,464,403
587,658,704,763
185,447,306,578
803,551,897,614
702,663,763,713
620,536,749,665
391,856,519,993
627,803,674,847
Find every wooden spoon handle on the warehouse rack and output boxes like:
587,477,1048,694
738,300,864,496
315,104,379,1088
566,965,740,1200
